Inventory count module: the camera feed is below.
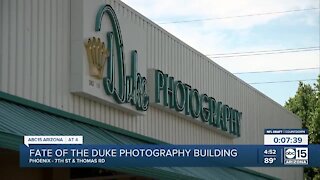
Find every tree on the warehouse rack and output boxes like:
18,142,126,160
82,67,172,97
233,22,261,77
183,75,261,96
285,75,320,179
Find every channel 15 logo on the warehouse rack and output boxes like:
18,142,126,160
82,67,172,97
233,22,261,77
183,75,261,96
284,147,308,165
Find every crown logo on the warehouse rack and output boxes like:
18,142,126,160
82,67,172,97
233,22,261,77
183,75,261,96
84,37,109,79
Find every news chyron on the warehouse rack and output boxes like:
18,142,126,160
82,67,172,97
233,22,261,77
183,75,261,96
264,129,308,166
20,129,319,167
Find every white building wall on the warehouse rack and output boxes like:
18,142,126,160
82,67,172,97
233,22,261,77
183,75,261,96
0,0,303,179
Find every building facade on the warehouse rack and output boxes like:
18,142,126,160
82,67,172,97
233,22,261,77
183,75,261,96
0,0,302,179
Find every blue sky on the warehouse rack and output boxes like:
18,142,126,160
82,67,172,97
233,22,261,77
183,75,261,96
122,0,320,105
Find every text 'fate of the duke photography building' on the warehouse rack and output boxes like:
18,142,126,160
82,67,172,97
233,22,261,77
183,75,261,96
0,0,303,179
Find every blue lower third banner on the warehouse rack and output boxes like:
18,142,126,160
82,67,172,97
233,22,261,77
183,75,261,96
20,145,320,167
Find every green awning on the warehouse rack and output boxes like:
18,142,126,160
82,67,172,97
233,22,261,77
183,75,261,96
0,91,277,180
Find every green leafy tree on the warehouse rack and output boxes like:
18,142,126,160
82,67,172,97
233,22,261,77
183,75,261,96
285,75,320,179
